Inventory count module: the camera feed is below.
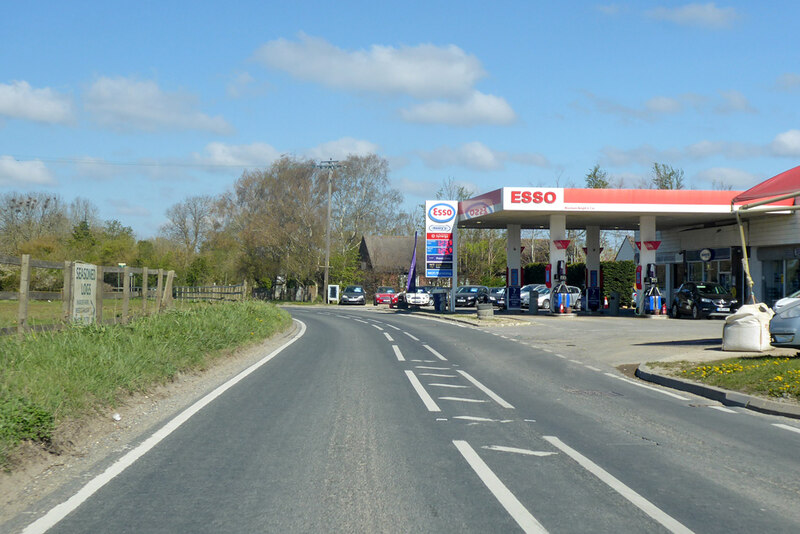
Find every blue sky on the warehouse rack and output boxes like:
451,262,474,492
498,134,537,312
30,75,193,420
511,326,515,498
2,1,799,238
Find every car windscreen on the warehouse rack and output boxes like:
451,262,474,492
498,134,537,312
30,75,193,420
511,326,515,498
345,286,363,293
457,287,479,293
695,284,726,295
378,288,395,293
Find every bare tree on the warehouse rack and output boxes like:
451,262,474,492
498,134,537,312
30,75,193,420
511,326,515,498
161,195,214,262
0,192,67,254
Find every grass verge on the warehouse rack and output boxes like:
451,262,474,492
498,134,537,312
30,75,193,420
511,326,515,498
659,356,800,401
0,300,291,469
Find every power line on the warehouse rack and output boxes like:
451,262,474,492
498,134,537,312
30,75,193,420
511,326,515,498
6,155,263,169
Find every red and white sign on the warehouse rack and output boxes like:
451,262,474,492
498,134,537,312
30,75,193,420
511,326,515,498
643,240,661,251
553,239,571,250
504,188,564,211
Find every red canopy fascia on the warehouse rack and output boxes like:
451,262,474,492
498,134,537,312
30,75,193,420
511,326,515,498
732,165,800,204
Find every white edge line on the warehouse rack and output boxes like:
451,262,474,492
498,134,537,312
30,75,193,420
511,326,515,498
773,423,800,435
604,373,690,401
392,344,405,361
423,344,448,361
542,436,693,534
22,319,308,534
458,370,515,409
453,440,548,534
404,370,441,412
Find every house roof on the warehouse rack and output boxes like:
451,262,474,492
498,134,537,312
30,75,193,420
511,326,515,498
360,235,424,273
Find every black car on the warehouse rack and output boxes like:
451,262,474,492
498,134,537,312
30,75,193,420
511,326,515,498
489,287,506,308
455,285,490,307
670,282,738,319
339,285,366,305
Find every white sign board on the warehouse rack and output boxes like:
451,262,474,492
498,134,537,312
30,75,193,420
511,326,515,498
72,263,98,324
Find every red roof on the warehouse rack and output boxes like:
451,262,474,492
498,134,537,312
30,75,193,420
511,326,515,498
732,165,800,204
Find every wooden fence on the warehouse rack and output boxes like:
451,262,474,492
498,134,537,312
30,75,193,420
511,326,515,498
174,284,246,301
0,254,176,336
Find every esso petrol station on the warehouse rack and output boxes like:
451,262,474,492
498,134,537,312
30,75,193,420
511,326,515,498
451,186,798,316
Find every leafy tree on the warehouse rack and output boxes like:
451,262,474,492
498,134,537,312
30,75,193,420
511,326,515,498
651,163,685,190
585,164,610,189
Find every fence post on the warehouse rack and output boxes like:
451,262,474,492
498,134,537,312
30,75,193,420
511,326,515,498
62,260,72,322
95,265,104,325
122,265,130,324
155,269,164,312
163,270,175,309
17,254,31,336
142,267,149,315
242,280,247,301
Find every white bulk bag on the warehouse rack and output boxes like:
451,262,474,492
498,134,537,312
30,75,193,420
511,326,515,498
722,303,774,352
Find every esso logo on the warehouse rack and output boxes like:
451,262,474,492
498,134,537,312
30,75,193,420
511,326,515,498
510,190,557,204
466,202,491,218
428,203,456,223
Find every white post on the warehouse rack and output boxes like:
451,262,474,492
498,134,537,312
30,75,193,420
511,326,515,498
638,215,657,315
549,215,567,312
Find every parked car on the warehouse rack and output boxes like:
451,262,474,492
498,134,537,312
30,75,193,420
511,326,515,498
770,300,800,349
404,287,432,307
489,287,506,308
373,286,397,306
670,282,738,319
455,285,490,307
774,289,800,313
520,284,546,308
339,285,366,305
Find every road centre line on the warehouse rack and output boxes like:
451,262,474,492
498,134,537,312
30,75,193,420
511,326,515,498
385,324,401,331
439,397,487,403
569,359,582,364
428,383,469,388
554,354,567,359
384,332,394,342
603,373,690,401
392,345,405,361
585,365,601,372
404,371,441,412
457,370,515,409
423,344,448,361
773,423,800,435
419,373,458,378
22,319,308,534
404,331,420,341
416,365,451,370
354,319,368,324
454,416,513,423
482,445,557,457
542,436,694,534
708,406,737,414
453,440,549,534
371,324,384,331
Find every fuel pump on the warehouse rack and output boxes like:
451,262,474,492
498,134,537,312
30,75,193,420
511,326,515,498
641,263,663,315
553,260,570,313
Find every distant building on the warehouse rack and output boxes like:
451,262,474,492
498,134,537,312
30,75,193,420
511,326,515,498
615,236,636,262
358,235,425,291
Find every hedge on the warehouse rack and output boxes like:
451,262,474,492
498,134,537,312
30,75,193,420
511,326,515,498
522,260,636,307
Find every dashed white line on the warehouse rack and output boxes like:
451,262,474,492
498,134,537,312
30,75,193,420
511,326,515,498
404,331,420,341
439,397,487,403
423,344,448,361
708,406,737,414
773,423,800,435
419,373,458,378
416,365,451,370
569,359,582,364
371,324,384,331
383,332,394,342
482,445,557,457
404,371,441,412
585,365,601,372
554,354,567,359
453,441,549,534
457,370,515,409
543,436,694,534
428,383,469,388
603,373,690,401
385,324,401,331
392,345,405,362
354,319,368,324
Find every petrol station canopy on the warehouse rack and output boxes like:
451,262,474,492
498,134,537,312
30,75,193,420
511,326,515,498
457,187,794,231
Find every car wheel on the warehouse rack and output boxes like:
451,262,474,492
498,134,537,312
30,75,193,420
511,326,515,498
542,299,549,310
691,304,700,320
671,303,679,318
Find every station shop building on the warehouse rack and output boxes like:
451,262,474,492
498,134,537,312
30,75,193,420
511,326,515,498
457,186,799,310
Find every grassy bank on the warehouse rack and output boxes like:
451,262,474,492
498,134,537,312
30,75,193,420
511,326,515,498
662,356,800,400
0,301,291,468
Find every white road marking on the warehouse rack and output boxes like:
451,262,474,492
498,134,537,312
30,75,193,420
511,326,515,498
22,319,309,534
410,359,435,363
404,370,441,412
708,406,737,414
524,419,537,423
585,365,601,372
416,365,450,370
543,436,694,534
440,397,487,403
482,445,557,457
404,331,420,341
453,440,549,534
354,319,368,324
436,418,448,421
392,345,405,362
386,324,401,330
554,354,566,359
458,370,515,409
541,348,552,352
603,373,690,401
428,383,469,388
372,324,384,331
773,423,800,435
419,373,458,378
423,344,448,361
569,359,582,364
384,332,394,342
454,416,501,422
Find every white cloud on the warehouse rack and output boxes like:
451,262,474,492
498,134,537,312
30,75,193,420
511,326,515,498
646,3,739,29
254,33,485,99
716,90,755,114
400,91,516,126
107,198,151,217
418,142,549,171
601,139,763,166
776,73,800,92
771,130,800,157
0,80,74,124
694,167,758,189
85,76,233,134
0,156,56,186
305,137,380,161
196,141,282,168
644,96,683,114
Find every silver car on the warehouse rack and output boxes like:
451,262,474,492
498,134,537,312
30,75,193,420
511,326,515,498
770,300,800,349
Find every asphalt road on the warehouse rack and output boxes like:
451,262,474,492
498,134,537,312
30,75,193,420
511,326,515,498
23,307,800,533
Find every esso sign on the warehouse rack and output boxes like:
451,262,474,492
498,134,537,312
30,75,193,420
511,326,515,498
466,202,491,218
428,203,456,223
510,190,557,204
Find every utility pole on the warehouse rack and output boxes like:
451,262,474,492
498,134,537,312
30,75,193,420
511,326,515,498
316,159,343,304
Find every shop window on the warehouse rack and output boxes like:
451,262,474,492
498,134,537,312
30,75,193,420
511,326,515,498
788,259,800,294
688,262,703,282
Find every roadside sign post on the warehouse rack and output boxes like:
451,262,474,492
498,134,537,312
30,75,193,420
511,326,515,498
71,262,98,325
425,200,458,312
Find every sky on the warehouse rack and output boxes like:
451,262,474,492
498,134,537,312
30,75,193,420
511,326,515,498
2,1,799,238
